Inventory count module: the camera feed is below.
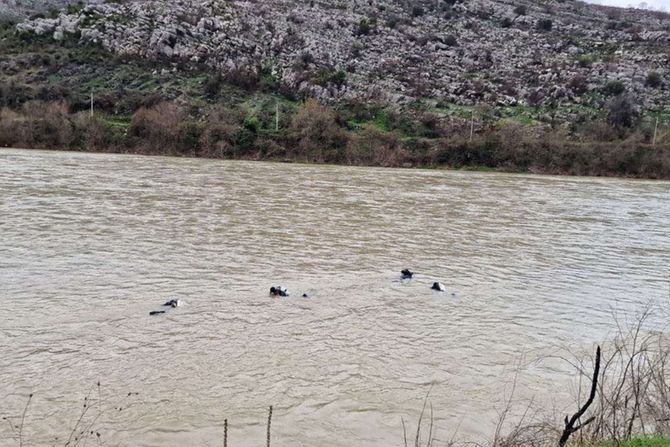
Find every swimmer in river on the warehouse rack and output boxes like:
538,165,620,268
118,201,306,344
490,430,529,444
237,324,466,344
270,286,289,297
431,282,446,292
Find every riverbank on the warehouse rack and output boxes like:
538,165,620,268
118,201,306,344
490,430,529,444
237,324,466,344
1,22,669,179
3,101,669,179
591,438,670,447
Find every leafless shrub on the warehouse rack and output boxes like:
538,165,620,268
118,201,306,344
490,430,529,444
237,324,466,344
72,112,110,150
290,98,347,162
199,106,243,158
402,385,439,447
129,101,196,154
3,383,139,447
546,306,670,446
0,107,26,147
345,126,405,166
9,100,74,148
224,66,260,90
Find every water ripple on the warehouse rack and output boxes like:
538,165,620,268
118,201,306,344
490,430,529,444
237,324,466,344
0,149,669,446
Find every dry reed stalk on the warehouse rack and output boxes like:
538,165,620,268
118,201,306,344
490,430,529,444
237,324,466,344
266,405,273,447
19,393,33,447
223,418,227,447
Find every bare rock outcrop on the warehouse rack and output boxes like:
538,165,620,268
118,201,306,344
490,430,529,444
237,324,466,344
10,0,670,109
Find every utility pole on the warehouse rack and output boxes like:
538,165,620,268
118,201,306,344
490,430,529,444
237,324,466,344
469,110,475,142
652,116,659,146
275,102,279,131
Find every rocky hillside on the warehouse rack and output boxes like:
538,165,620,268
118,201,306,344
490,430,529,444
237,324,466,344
9,0,670,110
0,0,88,19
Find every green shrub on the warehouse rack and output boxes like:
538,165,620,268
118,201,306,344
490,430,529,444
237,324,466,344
224,66,260,90
386,15,398,29
646,71,662,88
259,66,279,91
576,54,596,68
243,115,260,133
354,18,373,36
443,34,458,46
312,68,347,87
607,94,638,129
300,51,315,65
604,80,625,96
203,73,223,98
72,113,112,150
568,74,588,94
199,106,243,157
513,5,527,16
591,436,670,447
0,18,17,32
536,19,553,31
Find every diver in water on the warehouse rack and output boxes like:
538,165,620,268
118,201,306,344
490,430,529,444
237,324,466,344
431,282,446,292
150,299,181,316
270,286,289,297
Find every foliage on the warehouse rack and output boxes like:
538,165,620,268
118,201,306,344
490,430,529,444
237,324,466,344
604,80,626,96
646,72,662,88
588,437,670,447
204,73,223,98
607,95,638,129
536,19,553,31
312,68,347,87
354,18,373,36
443,34,458,47
513,5,527,16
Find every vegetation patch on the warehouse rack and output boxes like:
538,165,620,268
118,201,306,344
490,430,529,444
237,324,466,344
586,437,670,447
1,29,669,179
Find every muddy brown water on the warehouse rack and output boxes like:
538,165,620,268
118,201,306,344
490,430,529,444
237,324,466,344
1,149,669,446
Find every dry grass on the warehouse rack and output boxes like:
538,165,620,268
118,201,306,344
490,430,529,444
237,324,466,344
396,305,670,447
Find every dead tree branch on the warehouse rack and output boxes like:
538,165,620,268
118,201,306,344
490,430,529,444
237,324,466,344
558,346,601,447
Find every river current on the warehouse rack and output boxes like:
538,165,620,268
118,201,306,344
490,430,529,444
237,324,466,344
1,149,668,446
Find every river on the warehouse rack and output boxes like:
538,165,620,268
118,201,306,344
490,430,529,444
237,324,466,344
1,148,669,446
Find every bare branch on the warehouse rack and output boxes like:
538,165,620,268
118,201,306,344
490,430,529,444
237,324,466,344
558,346,601,447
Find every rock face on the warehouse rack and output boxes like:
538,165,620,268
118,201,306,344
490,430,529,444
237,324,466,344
0,0,102,20
10,0,670,108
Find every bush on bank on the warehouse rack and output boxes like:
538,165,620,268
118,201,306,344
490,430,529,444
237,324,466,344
1,98,669,179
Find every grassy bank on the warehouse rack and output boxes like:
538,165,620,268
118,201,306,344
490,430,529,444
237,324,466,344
1,21,669,178
589,437,670,447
